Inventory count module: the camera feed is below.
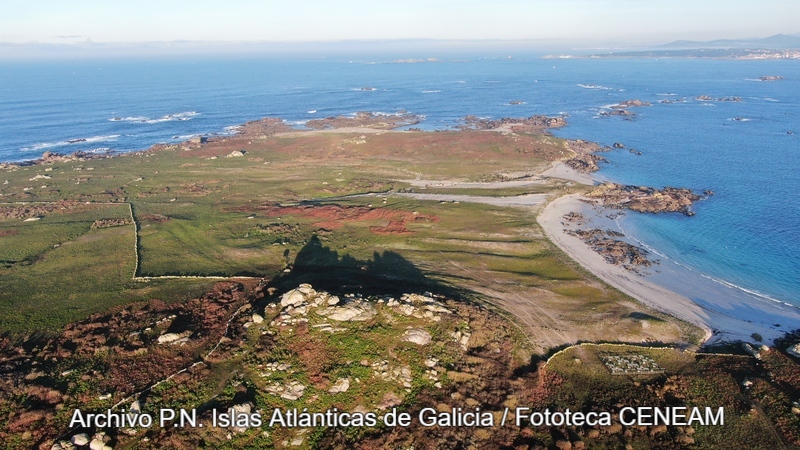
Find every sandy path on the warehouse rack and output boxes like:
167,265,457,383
390,192,547,207
398,178,548,189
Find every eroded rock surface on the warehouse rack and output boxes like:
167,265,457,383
586,182,703,216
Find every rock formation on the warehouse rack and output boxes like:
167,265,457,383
586,182,703,216
458,115,567,132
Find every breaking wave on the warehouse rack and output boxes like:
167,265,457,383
577,83,614,90
109,111,200,124
21,134,120,152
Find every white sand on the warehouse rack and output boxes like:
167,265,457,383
538,193,800,345
539,161,598,186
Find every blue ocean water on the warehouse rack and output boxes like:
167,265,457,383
1,56,798,307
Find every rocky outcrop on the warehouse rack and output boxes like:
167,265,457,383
233,117,293,138
586,182,703,216
458,115,567,132
403,328,432,346
695,95,742,102
600,109,636,117
91,218,133,229
0,150,114,169
328,377,350,394
566,228,656,271
564,153,608,173
563,139,609,173
600,99,650,118
305,111,422,130
0,280,253,447
612,99,651,108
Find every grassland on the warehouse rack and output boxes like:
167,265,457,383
0,128,696,349
3,125,800,449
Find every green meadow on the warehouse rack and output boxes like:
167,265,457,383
0,130,696,347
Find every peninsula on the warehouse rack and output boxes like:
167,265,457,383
1,115,799,449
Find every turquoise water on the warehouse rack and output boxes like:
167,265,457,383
1,56,797,307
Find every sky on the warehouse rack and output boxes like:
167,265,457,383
1,0,798,49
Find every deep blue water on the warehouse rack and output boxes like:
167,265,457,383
1,56,798,307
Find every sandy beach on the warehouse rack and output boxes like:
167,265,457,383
538,192,800,345
540,161,599,186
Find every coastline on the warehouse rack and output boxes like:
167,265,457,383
6,113,798,346
538,185,800,346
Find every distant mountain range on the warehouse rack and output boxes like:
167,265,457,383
660,33,800,50
565,33,800,60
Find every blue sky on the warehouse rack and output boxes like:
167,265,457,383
1,0,797,46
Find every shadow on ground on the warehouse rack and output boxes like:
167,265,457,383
267,235,469,300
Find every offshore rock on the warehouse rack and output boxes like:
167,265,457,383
586,182,702,216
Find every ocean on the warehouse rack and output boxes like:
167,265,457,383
1,55,798,309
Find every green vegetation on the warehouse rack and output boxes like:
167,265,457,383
0,130,694,349
543,344,798,449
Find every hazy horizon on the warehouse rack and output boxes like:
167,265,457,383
2,34,799,61
1,0,799,59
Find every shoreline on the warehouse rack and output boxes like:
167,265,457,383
538,190,800,346
6,114,798,346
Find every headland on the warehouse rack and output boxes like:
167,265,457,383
2,113,800,448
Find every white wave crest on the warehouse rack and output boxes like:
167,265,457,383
614,217,799,310
21,134,120,152
577,83,614,90
109,111,200,124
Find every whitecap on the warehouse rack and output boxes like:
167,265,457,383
109,111,200,124
616,217,799,311
577,83,614,90
109,116,148,122
422,90,441,93
21,134,120,151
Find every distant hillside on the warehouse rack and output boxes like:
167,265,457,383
661,33,800,49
